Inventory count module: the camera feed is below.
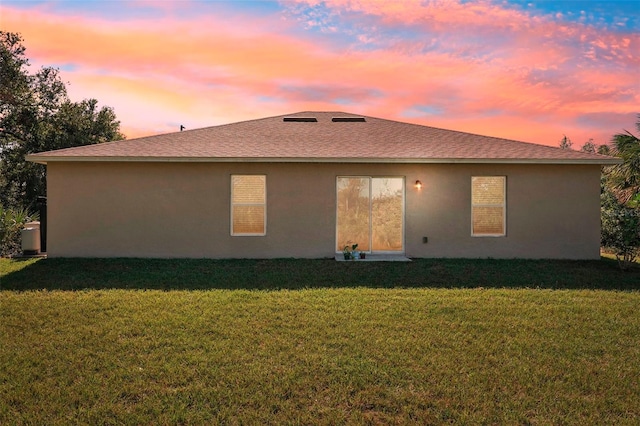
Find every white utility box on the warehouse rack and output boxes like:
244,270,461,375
21,221,41,255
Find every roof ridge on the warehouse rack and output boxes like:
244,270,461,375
25,111,622,165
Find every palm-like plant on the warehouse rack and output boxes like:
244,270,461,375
0,205,38,257
608,114,640,206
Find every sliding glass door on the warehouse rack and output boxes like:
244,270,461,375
336,177,404,253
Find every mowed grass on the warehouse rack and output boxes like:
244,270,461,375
1,258,639,424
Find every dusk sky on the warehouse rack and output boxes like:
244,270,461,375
2,0,638,147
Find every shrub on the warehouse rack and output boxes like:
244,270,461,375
601,189,640,269
0,205,39,257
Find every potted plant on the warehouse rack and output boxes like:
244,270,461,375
351,243,359,260
343,245,352,260
342,243,359,260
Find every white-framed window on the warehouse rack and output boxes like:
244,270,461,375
471,176,506,236
231,175,266,236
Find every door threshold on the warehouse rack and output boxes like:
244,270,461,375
335,253,411,262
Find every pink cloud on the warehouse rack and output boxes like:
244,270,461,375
1,1,636,148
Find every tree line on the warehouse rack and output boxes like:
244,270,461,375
1,31,123,255
1,31,124,211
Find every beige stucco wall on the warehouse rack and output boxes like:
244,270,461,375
46,161,602,259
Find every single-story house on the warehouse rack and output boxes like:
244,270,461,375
26,111,621,259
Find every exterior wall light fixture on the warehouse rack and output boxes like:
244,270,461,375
415,180,423,190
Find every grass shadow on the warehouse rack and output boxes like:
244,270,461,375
1,257,638,291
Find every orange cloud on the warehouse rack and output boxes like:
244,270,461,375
1,0,636,147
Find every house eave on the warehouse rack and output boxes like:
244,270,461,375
25,155,623,166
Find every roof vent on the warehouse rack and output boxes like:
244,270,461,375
283,117,317,122
332,117,366,122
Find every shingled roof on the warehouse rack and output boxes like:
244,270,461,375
26,111,621,165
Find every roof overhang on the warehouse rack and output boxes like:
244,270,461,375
26,155,623,166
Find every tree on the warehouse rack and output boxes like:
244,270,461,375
559,135,573,150
0,31,124,211
580,138,597,153
597,144,611,156
606,114,640,206
600,115,640,269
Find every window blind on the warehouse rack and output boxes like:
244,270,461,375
472,176,505,236
231,175,266,235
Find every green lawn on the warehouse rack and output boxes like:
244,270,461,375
1,258,639,424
